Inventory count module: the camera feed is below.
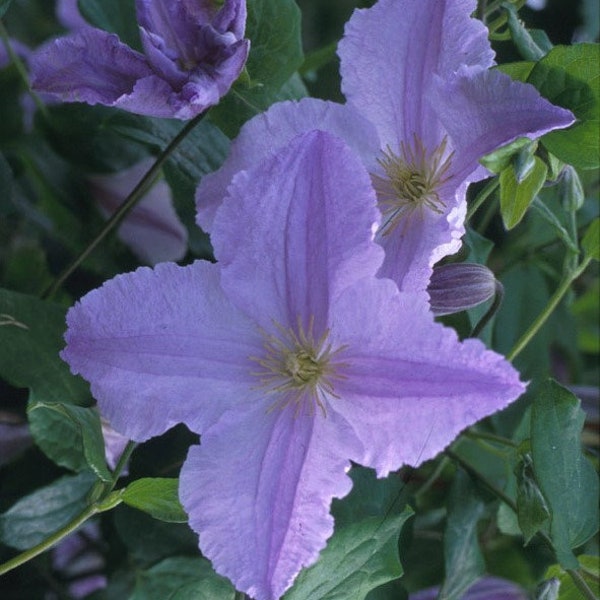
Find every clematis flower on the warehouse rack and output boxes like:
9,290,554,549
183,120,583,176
62,130,525,599
87,158,188,265
195,0,574,292
31,0,250,119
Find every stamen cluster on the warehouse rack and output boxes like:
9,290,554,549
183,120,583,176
251,318,347,417
372,136,453,234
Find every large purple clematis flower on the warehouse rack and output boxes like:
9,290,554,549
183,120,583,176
31,0,250,119
62,130,525,599
196,0,573,292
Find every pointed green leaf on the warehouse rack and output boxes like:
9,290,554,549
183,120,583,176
28,402,111,481
130,556,236,600
515,454,550,543
209,0,306,136
284,509,413,600
531,380,599,569
0,471,97,550
480,137,531,174
438,469,486,600
527,44,600,169
503,3,545,61
582,217,599,261
0,288,90,405
122,478,187,523
500,156,548,229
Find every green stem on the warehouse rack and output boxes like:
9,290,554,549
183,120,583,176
466,178,499,222
470,279,504,338
0,20,47,117
111,441,137,486
43,111,206,299
507,258,590,362
414,456,449,500
464,429,518,449
0,504,98,577
566,569,599,600
446,449,516,510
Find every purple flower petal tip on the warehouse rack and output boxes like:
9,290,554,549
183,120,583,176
32,0,249,119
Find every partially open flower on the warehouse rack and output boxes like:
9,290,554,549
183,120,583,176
428,262,500,316
31,0,250,119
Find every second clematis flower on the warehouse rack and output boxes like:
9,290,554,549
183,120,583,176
196,0,574,292
31,0,250,119
62,130,525,599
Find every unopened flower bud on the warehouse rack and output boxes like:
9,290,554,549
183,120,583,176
428,263,499,316
559,165,584,211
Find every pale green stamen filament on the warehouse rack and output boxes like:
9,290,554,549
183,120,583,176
251,318,347,418
372,136,454,235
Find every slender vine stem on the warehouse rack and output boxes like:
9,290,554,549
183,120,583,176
0,505,98,577
464,428,518,449
507,257,591,361
566,568,599,600
43,111,206,299
0,441,136,577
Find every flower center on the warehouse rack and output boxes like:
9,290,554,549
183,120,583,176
372,136,453,235
251,318,347,417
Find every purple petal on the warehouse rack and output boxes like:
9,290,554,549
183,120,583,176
56,0,89,30
87,159,188,265
196,98,380,230
136,0,203,66
212,130,383,334
375,180,468,291
338,0,494,149
327,277,525,474
180,405,357,600
30,29,154,107
61,261,262,441
432,67,575,184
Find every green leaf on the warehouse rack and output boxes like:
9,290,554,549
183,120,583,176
515,454,550,544
129,556,236,600
544,555,600,600
209,0,305,136
332,465,407,529
438,469,485,600
499,156,548,229
527,44,600,169
497,61,536,83
0,0,14,18
121,478,188,523
28,402,111,481
40,104,149,173
503,3,545,61
582,217,599,261
531,380,600,569
112,116,230,184
0,471,97,550
0,152,14,208
78,0,142,51
0,288,90,405
480,137,532,174
284,510,413,600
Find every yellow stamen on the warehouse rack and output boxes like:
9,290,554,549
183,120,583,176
250,316,347,418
